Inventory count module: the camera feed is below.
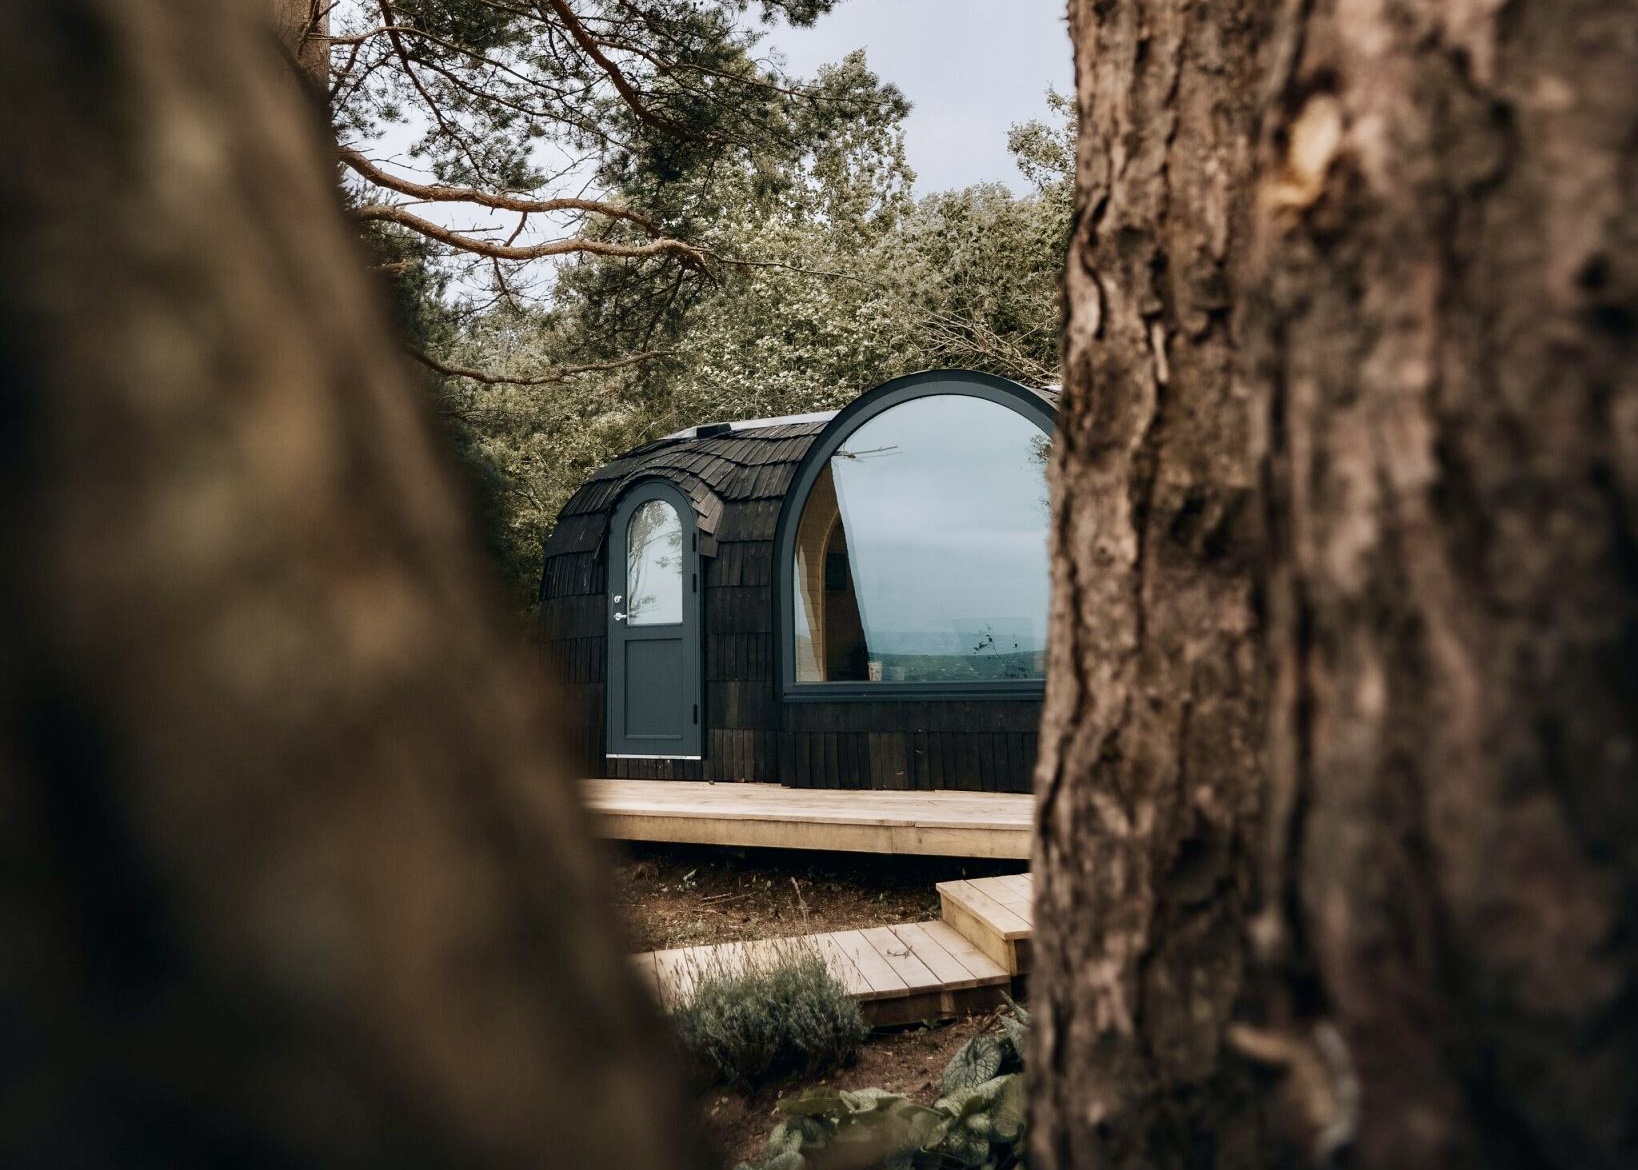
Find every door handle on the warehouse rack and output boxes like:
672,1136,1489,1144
613,611,629,622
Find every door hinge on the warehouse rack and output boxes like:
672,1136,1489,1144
692,704,699,724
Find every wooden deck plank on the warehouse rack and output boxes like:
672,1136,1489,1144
827,929,910,997
887,922,993,991
858,926,943,993
635,916,1018,1023
811,933,874,997
982,874,1035,916
938,879,1033,939
582,779,1031,859
651,946,703,1009
629,951,662,1001
915,920,1011,984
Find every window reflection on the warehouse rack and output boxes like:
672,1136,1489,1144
792,394,1050,684
627,499,684,625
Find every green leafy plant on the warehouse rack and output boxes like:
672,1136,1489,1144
671,940,868,1092
737,999,1030,1170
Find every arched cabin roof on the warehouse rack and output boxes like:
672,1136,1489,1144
540,415,833,592
540,380,1059,591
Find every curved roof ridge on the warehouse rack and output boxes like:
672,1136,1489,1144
661,409,839,440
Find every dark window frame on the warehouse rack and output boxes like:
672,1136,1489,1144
773,369,1057,703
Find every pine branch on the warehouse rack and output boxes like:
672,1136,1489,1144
341,147,662,233
410,346,672,386
355,203,710,265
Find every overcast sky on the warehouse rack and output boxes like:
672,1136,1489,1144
757,0,1073,195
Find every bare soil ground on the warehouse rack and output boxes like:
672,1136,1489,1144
607,841,1028,1167
610,840,1028,952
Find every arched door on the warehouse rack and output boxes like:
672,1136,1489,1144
607,483,701,760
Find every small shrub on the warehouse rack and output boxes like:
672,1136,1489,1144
671,939,868,1092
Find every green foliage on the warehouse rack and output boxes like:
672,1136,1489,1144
736,1001,1031,1170
328,6,1074,622
441,88,1073,617
670,942,868,1092
333,1,904,289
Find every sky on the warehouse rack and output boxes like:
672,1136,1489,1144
756,0,1073,195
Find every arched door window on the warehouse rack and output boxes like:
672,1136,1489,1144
625,499,685,625
778,372,1054,698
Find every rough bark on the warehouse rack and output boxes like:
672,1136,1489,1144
1032,2,1274,1167
1245,2,1638,1166
0,4,702,1168
1039,0,1638,1168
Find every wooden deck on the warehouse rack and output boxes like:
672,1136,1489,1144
633,874,1034,1027
584,779,1032,859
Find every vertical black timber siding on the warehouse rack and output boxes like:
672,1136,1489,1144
536,415,1045,793
767,699,1039,792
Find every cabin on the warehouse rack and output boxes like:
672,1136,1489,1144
537,369,1056,793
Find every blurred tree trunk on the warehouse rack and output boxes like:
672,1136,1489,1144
0,4,702,1168
1037,1,1638,1169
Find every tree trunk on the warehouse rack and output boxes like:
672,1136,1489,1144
273,0,329,90
0,4,701,1168
1032,2,1274,1167
1245,2,1638,1166
1038,1,1638,1168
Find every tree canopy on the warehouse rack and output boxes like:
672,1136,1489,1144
439,87,1074,612
294,5,1073,615
327,2,904,327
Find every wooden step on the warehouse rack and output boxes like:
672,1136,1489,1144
936,873,1033,976
632,918,1012,1028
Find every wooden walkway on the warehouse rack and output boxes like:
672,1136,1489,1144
585,779,1032,859
633,873,1033,1027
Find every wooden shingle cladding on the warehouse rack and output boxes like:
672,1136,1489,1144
538,400,1047,793
540,420,823,784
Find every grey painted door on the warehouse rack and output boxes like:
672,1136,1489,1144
607,483,701,759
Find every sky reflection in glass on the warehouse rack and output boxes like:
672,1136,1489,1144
795,394,1050,683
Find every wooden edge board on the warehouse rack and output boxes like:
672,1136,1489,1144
596,812,1030,859
589,806,1029,831
862,991,947,1028
935,896,1015,973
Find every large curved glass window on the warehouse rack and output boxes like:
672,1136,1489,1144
626,499,684,625
791,393,1050,685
